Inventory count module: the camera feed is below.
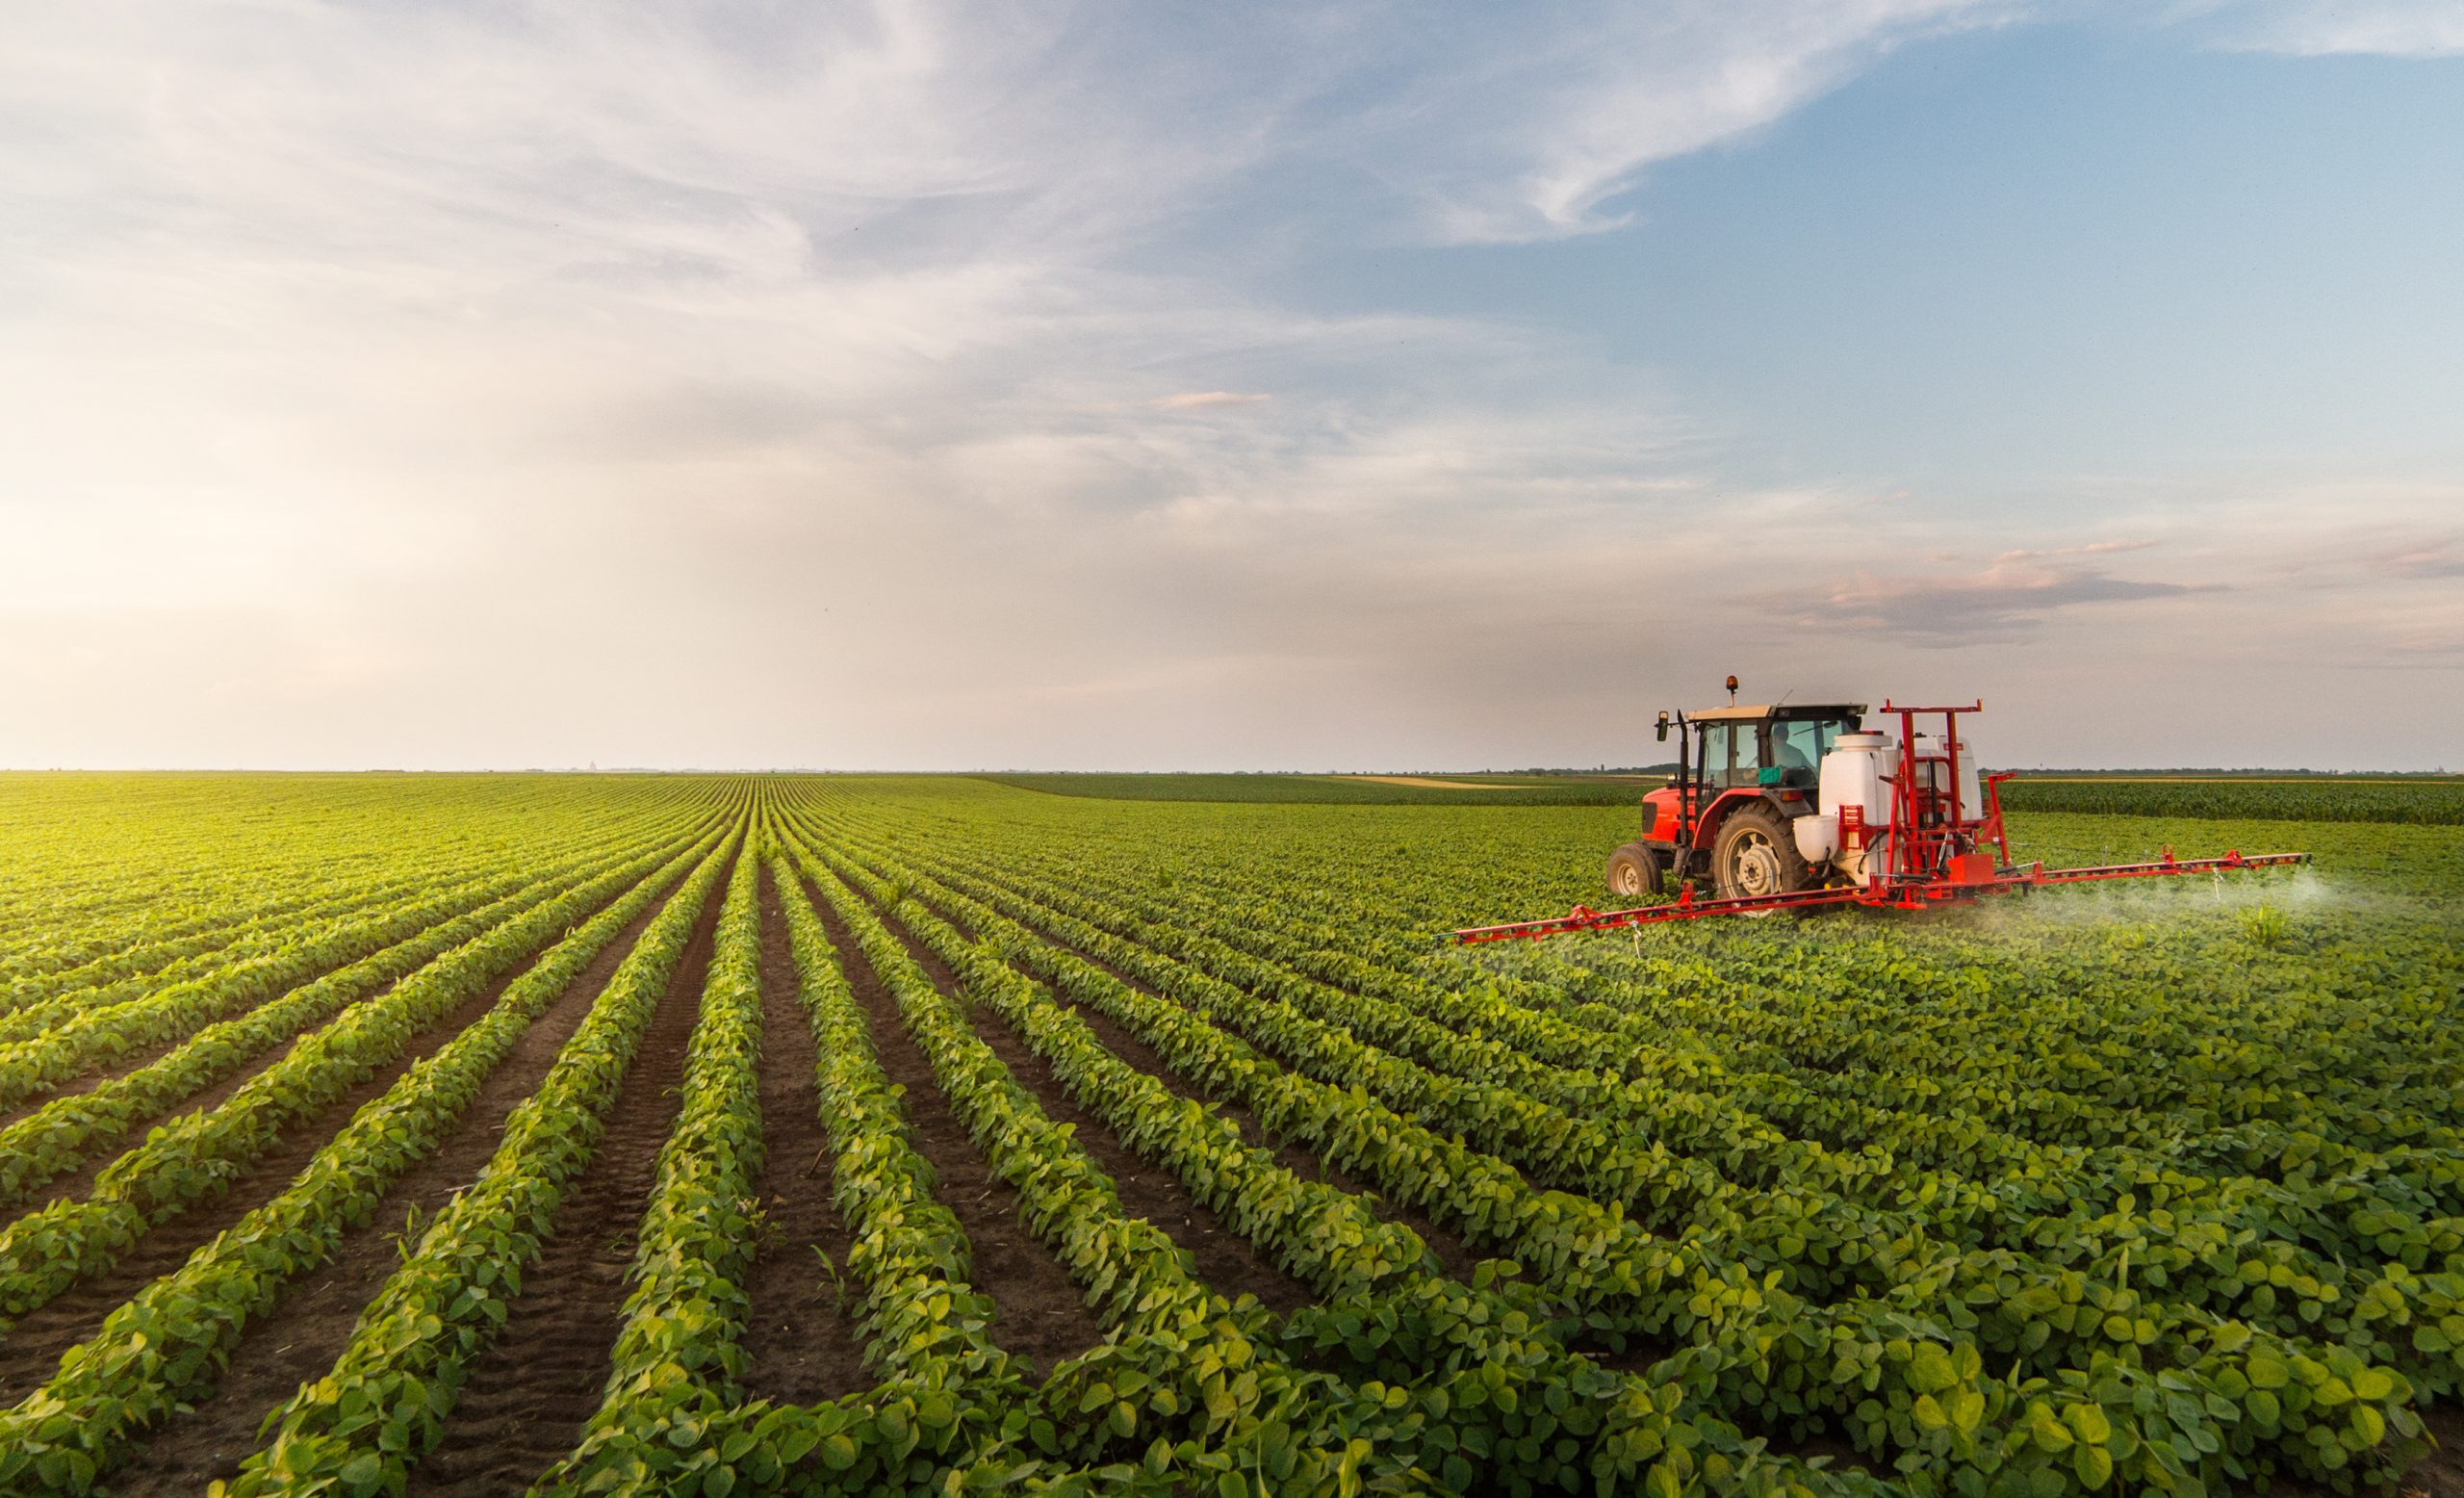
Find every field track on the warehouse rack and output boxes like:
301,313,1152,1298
0,772,2454,1497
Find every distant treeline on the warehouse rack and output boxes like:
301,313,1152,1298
1999,777,2464,826
2005,768,2458,780
983,771,2464,824
980,773,1645,806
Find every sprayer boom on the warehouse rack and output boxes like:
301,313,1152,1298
1449,847,2311,943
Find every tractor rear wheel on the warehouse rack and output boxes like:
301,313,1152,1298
1713,806,1811,913
1604,842,1663,899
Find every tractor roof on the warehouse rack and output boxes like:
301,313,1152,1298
1685,703,1866,722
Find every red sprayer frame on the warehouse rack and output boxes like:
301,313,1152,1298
1449,702,2309,944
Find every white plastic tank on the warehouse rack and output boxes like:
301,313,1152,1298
1912,735,1987,821
1807,731,1893,873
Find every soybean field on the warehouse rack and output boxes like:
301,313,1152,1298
0,772,2456,1498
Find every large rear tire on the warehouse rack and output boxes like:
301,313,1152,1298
1712,806,1811,914
1605,842,1664,899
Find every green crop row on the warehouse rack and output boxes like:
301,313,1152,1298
545,833,773,1489
0,775,712,989
791,788,2428,1497
0,819,731,1493
902,792,2463,1260
218,818,741,1497
781,834,1425,1494
0,820,731,1337
0,865,559,1109
891,826,2464,1403
0,802,725,1216
799,817,1896,1498
0,800,700,1026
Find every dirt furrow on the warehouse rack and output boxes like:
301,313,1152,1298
0,953,552,1408
0,991,322,1143
735,865,868,1407
101,885,679,1493
800,875,1108,1377
398,856,730,1498
911,878,1486,1282
869,895,1319,1319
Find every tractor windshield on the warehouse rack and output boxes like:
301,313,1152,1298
1698,714,1859,792
1768,716,1857,787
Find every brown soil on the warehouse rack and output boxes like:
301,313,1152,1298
0,990,305,1141
0,888,554,1141
0,934,576,1409
797,871,1108,1376
100,878,680,1493
0,892,483,1134
2414,1405,2463,1498
994,894,1675,1364
936,884,1484,1283
2220,1402,2462,1498
869,895,1319,1321
32,1021,354,1214
400,854,731,1497
734,865,869,1406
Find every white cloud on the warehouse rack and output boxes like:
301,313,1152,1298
1149,392,1273,410
1,2,2456,771
2195,1,2464,56
1368,0,2028,242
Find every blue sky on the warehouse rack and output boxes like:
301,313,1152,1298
2,2,2458,770
1302,27,2464,478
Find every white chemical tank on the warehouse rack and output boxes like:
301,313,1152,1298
1912,735,1987,820
1804,731,1894,873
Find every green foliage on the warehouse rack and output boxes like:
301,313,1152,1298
0,774,2451,1498
983,774,1650,806
1998,778,2464,825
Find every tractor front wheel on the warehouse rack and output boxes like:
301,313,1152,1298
1712,807,1811,913
1605,842,1664,899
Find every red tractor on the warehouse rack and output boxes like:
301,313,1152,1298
1604,695,1878,905
1453,681,2307,943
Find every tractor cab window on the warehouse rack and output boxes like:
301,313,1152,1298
1774,724,1833,788
1768,718,1850,788
1698,723,1758,789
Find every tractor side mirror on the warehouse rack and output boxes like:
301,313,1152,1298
1655,711,1670,743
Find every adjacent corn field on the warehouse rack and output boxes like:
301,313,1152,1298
0,774,2454,1498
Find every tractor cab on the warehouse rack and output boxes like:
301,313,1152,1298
1606,695,1866,901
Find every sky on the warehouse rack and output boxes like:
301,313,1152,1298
3,1,2459,772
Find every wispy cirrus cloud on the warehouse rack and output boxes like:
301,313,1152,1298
2194,0,2464,57
1,2,2456,771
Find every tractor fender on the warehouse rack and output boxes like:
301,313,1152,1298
1689,789,1805,853
1695,788,1833,847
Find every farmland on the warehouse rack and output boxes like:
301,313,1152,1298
0,774,2455,1497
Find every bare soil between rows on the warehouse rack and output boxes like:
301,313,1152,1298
735,864,868,1406
0,916,433,1141
865,883,1320,1321
872,848,1679,1369
796,865,1110,1376
888,856,1485,1280
103,869,682,1493
401,851,732,1497
0,914,599,1411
